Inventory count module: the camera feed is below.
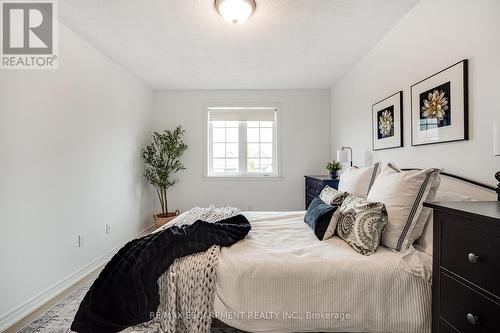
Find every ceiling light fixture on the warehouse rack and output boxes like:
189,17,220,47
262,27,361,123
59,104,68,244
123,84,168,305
215,0,256,25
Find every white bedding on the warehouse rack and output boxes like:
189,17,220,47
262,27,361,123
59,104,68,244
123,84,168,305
214,211,431,333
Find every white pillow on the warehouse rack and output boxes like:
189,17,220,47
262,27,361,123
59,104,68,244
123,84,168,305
319,185,348,205
414,191,474,255
319,186,349,240
323,209,342,241
367,163,441,251
338,162,380,198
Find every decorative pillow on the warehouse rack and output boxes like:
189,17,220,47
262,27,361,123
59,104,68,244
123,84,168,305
304,198,337,240
319,185,349,205
338,162,380,198
415,191,475,255
318,186,350,240
367,163,441,251
336,194,388,256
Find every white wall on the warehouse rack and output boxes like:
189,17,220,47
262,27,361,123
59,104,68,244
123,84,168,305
0,24,154,320
331,0,500,186
154,90,331,212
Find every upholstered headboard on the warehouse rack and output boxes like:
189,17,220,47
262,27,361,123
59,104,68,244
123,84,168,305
401,168,499,201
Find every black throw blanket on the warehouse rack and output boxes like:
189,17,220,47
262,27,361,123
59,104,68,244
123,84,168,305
71,214,251,333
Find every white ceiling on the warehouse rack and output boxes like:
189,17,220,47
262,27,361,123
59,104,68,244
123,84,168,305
59,0,419,90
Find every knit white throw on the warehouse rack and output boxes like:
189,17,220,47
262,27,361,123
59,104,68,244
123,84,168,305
127,206,240,333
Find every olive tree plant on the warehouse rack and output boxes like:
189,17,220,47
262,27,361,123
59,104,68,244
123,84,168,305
142,126,187,216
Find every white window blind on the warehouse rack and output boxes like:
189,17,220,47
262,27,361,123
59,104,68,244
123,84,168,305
207,107,278,177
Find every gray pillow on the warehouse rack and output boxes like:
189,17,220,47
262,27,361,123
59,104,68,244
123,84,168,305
304,198,337,240
336,194,388,256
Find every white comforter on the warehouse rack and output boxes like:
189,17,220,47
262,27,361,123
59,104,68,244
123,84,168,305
213,211,431,333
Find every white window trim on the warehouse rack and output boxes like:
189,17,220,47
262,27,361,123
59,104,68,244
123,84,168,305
203,103,282,180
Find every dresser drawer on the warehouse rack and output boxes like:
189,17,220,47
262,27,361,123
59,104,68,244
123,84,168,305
305,181,324,197
441,217,500,295
439,320,459,333
440,273,500,332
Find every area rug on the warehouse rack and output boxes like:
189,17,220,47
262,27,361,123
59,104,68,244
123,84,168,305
16,279,242,333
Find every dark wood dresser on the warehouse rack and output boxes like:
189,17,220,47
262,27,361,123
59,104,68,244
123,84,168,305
304,175,339,209
423,201,500,333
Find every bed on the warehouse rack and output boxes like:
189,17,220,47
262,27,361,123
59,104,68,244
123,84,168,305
71,168,499,333
213,211,432,333
211,170,499,333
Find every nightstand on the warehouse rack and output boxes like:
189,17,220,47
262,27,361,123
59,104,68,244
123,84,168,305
304,175,339,209
423,201,500,333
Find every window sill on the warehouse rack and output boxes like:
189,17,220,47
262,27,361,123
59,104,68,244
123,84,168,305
203,175,283,181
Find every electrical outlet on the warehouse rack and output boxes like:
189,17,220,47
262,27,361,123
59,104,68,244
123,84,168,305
105,224,111,235
78,235,84,247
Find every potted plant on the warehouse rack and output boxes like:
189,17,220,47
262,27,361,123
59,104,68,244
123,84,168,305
326,160,342,179
142,125,188,228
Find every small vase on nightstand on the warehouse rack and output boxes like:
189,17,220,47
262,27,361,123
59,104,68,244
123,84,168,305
326,160,342,180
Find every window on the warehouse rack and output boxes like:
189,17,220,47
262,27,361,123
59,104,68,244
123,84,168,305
206,107,279,177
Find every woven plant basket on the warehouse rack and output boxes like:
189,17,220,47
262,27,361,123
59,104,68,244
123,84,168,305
154,210,180,229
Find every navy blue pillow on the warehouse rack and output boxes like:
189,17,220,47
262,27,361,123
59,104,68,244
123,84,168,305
304,197,337,240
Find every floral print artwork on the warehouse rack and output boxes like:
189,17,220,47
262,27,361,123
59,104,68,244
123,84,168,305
377,106,394,139
419,81,451,130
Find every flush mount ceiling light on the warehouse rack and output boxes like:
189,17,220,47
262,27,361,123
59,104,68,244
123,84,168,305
215,0,256,25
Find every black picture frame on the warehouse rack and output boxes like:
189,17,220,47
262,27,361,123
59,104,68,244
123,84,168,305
410,59,469,146
372,91,404,151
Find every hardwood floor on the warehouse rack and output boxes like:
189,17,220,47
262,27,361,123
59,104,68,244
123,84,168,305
3,268,102,333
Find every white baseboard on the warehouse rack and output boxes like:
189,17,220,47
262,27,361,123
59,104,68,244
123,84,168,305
0,226,155,332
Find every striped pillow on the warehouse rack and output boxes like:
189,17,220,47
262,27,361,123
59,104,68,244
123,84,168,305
367,163,441,251
338,162,380,198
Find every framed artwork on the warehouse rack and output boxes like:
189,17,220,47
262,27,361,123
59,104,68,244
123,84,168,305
372,91,403,151
411,60,468,146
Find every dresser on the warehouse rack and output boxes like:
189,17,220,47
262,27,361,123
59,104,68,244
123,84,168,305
423,201,500,333
304,175,339,209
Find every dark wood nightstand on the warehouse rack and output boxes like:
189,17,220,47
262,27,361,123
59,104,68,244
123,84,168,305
423,201,500,333
304,175,339,209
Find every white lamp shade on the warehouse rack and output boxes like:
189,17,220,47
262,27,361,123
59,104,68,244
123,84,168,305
494,123,500,156
337,149,350,163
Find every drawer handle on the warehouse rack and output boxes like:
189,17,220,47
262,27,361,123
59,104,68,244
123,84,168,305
468,253,479,264
466,313,479,325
